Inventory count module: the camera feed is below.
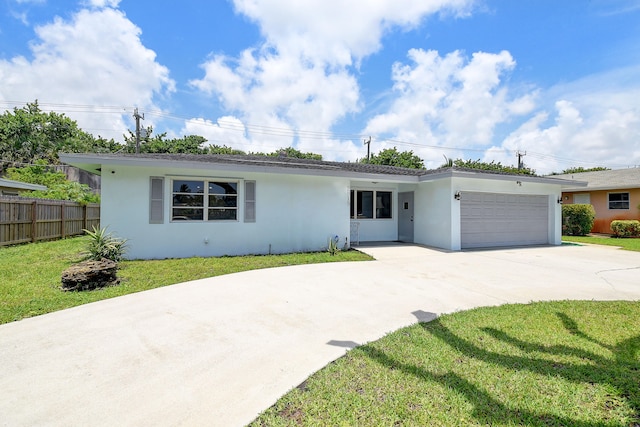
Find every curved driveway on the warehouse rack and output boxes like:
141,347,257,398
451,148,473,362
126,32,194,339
1,244,639,426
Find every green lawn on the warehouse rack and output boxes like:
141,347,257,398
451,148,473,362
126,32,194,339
563,235,640,252
251,300,640,426
0,236,372,324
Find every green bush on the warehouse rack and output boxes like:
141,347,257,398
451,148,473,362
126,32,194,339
562,204,595,236
610,220,640,238
82,226,128,263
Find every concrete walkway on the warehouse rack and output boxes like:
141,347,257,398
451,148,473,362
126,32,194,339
0,244,639,426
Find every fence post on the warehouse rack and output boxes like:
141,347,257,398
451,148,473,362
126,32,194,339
83,204,88,231
31,200,37,243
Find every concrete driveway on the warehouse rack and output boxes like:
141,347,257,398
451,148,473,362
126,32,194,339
0,244,639,426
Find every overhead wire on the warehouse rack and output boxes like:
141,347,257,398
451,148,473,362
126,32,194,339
0,100,635,169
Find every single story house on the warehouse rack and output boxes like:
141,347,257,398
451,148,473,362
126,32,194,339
0,178,47,196
59,153,582,259
553,168,640,234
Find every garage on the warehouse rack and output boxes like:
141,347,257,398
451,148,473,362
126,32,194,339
460,192,549,249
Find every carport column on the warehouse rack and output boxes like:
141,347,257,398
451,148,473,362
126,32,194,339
451,186,462,250
550,194,562,245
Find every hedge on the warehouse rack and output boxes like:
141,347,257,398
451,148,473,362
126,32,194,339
611,220,640,238
562,204,595,236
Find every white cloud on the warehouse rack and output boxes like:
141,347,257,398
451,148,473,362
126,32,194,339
363,48,535,166
190,0,476,159
487,67,640,174
82,0,122,9
0,7,174,141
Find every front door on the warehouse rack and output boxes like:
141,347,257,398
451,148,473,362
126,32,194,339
398,192,414,242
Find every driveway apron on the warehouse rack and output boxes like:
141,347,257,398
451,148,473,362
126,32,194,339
0,244,638,426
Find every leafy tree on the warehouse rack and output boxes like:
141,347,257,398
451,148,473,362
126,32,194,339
123,127,208,154
4,161,99,204
441,158,536,175
207,144,246,155
0,101,119,169
360,147,425,169
551,166,610,175
4,160,67,187
250,147,323,160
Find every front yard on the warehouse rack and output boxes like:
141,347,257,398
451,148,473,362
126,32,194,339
563,235,640,251
0,236,372,324
251,300,640,426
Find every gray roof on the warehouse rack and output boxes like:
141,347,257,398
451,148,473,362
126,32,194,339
58,152,579,186
0,178,47,192
551,168,640,191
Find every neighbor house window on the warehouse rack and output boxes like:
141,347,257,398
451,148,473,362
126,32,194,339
608,192,630,210
350,190,392,219
172,179,238,221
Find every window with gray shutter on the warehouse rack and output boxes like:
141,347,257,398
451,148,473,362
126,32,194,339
244,180,256,222
150,177,164,223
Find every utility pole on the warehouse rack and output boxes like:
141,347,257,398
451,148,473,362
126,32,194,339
364,136,371,162
517,150,526,170
133,108,144,154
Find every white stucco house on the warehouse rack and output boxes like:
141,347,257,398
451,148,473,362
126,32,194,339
59,153,581,260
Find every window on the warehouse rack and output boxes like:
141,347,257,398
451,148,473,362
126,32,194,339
350,190,392,219
609,192,629,210
172,179,238,221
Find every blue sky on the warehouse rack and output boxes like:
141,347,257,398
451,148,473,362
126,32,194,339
1,0,639,173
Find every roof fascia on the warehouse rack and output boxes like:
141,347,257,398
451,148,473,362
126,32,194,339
419,168,588,187
58,153,420,183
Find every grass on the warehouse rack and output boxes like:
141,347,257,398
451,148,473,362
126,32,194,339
563,235,640,252
0,236,372,324
251,300,640,426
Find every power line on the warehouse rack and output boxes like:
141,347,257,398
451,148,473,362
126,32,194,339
1,100,635,169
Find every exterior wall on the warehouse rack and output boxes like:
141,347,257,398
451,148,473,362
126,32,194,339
101,165,350,259
413,179,454,250
562,188,640,233
413,176,562,251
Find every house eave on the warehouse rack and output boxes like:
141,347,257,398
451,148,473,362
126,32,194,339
0,178,48,191
58,153,421,183
419,168,586,187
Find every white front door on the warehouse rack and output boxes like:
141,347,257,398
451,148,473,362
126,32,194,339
398,192,414,242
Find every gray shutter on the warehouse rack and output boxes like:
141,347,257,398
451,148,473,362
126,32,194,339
149,177,164,224
244,180,256,222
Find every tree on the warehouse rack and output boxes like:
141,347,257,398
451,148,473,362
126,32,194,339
0,101,119,169
207,144,246,155
5,161,99,204
122,127,208,154
361,147,425,169
552,166,610,175
441,158,536,175
250,147,323,160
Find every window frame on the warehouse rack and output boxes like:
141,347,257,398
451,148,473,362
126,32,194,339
608,192,630,210
170,178,239,222
350,189,393,220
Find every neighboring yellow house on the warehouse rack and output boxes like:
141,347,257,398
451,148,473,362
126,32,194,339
555,168,640,234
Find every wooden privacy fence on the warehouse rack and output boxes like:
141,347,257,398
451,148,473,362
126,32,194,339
0,197,100,246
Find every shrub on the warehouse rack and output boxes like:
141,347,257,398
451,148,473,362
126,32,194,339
562,204,595,236
327,235,341,256
82,226,128,263
610,220,640,238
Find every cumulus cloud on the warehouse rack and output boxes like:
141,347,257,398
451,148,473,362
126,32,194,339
483,67,640,174
362,48,536,167
189,0,476,159
0,6,173,140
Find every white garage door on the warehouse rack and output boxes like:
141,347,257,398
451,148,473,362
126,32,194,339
461,192,549,249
